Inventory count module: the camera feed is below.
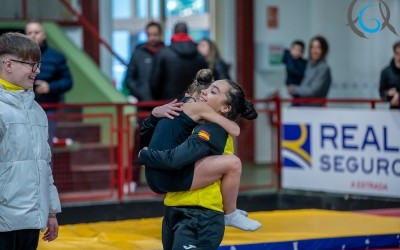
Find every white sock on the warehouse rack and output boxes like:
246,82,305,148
237,209,248,217
224,209,261,231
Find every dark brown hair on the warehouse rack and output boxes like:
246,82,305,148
393,40,400,52
146,21,162,34
224,80,258,121
292,40,305,52
0,32,41,62
309,35,329,61
174,22,188,34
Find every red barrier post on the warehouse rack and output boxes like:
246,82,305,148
116,104,124,202
22,0,27,19
275,95,282,191
371,101,376,109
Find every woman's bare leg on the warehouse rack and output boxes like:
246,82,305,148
190,155,261,231
191,155,241,214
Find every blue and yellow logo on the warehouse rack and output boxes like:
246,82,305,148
282,124,311,169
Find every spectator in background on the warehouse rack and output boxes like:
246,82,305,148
197,38,231,80
122,21,164,103
287,36,331,106
25,21,73,146
122,21,164,191
150,21,207,100
379,41,400,109
282,40,307,87
0,32,61,250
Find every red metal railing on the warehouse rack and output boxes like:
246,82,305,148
58,0,128,66
47,111,115,202
44,97,386,203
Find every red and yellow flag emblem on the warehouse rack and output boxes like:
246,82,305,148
198,130,210,141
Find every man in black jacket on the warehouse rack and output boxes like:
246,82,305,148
379,41,400,109
124,22,164,102
150,22,207,100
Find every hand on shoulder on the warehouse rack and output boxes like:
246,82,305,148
152,99,183,119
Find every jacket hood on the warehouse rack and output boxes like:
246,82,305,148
0,86,35,109
169,42,199,58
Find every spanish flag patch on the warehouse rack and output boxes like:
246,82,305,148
198,130,210,141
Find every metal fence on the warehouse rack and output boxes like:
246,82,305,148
47,97,387,204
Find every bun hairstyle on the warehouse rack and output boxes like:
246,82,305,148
242,100,258,120
224,80,258,121
186,69,214,96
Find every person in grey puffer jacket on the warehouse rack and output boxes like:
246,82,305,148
288,36,332,106
0,33,61,250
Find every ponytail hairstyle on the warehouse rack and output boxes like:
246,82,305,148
224,80,258,121
186,69,214,96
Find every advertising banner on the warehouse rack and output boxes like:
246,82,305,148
282,108,400,198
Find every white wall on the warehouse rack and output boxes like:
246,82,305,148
255,0,311,99
254,0,312,162
214,0,237,81
253,0,400,163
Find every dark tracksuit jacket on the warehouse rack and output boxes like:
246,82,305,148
139,105,230,193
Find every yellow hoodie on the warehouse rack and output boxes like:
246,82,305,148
0,78,24,91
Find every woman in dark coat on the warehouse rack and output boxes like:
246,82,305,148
198,38,231,80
